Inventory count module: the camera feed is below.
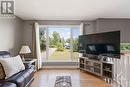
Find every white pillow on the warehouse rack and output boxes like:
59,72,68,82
0,55,25,79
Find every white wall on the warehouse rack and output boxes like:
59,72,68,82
0,17,24,55
83,21,96,34
96,19,130,42
22,21,33,50
83,19,130,43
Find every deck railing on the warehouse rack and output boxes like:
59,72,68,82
113,54,130,87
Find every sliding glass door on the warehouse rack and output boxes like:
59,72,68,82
39,25,80,62
39,27,47,62
72,28,80,61
48,27,71,61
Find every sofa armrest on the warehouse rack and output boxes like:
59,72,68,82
30,65,36,72
23,63,32,69
23,63,36,72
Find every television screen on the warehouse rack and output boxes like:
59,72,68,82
104,44,119,54
88,45,96,51
106,45,115,52
79,31,120,58
86,44,105,55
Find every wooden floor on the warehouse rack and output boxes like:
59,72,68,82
30,69,113,87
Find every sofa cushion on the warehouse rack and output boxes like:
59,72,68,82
7,70,25,87
23,68,34,84
0,55,25,79
7,66,34,87
0,63,6,80
0,81,17,87
9,76,25,87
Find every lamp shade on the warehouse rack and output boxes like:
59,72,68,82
19,46,31,54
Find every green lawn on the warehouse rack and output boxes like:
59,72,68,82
48,49,79,61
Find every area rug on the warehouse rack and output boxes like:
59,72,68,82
54,76,72,87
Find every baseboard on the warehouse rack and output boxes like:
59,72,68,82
42,66,79,68
42,62,79,66
42,62,79,69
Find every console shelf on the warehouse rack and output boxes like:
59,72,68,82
79,57,113,79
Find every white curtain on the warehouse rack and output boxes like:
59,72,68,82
80,22,84,35
34,22,42,70
79,22,84,57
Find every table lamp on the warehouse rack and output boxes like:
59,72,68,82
19,45,31,61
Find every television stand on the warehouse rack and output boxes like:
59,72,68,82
79,57,114,80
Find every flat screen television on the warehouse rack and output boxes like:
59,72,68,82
79,31,120,58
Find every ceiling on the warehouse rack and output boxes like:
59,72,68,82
15,0,130,20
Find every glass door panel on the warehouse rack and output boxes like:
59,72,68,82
40,25,80,62
72,27,80,62
39,27,47,62
47,27,71,62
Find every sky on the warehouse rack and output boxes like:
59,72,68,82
48,27,80,40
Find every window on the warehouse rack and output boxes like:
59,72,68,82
39,25,80,62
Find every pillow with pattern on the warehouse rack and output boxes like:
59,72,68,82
0,63,6,79
0,55,25,79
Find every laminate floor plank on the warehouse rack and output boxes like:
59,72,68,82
30,69,117,87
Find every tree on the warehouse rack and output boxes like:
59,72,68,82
39,29,46,51
51,31,61,47
73,38,79,52
50,36,56,48
66,38,71,43
57,42,64,51
61,37,65,46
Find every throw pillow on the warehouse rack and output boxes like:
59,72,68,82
0,55,25,79
0,63,6,79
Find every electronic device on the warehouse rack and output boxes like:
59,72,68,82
79,31,120,59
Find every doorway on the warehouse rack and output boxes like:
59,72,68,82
39,25,80,63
